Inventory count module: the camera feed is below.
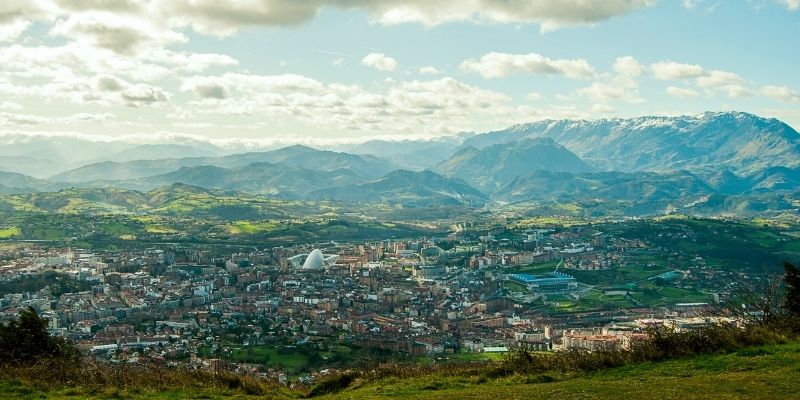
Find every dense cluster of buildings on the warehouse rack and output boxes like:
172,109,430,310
0,225,727,379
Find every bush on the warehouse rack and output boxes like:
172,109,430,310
501,348,630,375
216,371,277,395
501,321,795,377
0,307,79,364
784,262,800,316
307,372,358,397
632,323,788,362
0,357,288,395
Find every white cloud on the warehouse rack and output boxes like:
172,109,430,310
0,1,55,41
50,11,187,55
154,0,323,36
762,85,800,103
576,82,642,103
1,73,171,108
0,111,115,126
0,129,233,148
362,52,398,72
665,86,700,98
172,73,519,134
650,61,706,80
96,75,124,91
613,56,644,77
592,103,617,113
0,1,788,140
573,56,643,104
180,76,230,99
379,0,654,31
0,42,235,110
222,73,327,93
650,61,753,99
0,19,32,42
525,92,544,101
0,44,234,84
0,101,24,110
419,66,440,75
93,75,170,107
54,0,145,13
782,0,799,11
460,52,595,79
152,0,654,35
696,70,753,97
146,50,239,73
696,70,744,88
118,84,169,107
682,0,701,9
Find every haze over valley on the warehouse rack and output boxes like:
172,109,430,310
2,111,800,217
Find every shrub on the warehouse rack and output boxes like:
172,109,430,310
307,372,358,397
500,321,796,378
784,262,800,316
0,307,80,364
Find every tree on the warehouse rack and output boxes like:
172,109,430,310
719,275,784,325
0,307,79,364
784,262,800,316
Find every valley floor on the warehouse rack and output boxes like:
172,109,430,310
2,342,800,399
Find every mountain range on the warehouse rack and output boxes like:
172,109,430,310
49,145,395,183
1,112,800,214
308,169,487,207
125,162,366,197
458,112,800,175
434,138,594,191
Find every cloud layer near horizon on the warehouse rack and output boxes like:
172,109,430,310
0,0,798,143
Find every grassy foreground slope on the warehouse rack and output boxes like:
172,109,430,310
324,343,800,399
2,342,799,399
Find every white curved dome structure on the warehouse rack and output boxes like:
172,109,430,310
302,249,325,270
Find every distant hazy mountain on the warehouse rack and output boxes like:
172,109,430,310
89,143,226,163
460,112,800,175
0,156,71,179
0,170,64,193
333,135,471,170
50,160,190,183
0,136,231,176
309,170,487,207
0,136,135,166
50,145,395,183
254,145,395,177
132,162,366,196
0,184,24,195
435,138,593,191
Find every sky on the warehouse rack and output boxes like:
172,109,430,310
0,0,799,148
